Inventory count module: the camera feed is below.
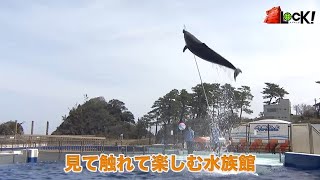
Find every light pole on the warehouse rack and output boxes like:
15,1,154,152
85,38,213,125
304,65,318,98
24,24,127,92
14,120,17,139
120,133,123,146
316,81,320,101
316,81,320,118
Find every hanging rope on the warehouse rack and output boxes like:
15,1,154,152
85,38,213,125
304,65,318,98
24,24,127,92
193,54,220,154
193,54,210,111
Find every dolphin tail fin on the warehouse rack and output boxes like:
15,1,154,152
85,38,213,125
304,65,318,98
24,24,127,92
234,68,242,81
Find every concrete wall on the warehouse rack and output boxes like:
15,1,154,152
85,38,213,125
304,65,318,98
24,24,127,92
0,146,170,165
0,151,138,165
291,123,320,154
291,124,310,153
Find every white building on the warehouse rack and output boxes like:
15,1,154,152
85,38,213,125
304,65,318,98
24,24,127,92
263,99,291,121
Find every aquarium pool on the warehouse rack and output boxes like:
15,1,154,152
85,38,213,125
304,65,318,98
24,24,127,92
1,161,320,180
1,152,320,180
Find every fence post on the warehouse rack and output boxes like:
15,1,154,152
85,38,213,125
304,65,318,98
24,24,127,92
288,124,291,152
26,149,38,163
309,123,314,154
81,140,84,153
78,140,81,153
279,148,282,163
245,125,248,153
58,140,61,154
267,124,270,153
248,124,251,153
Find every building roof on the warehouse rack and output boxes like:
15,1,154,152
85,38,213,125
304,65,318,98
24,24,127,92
248,119,291,124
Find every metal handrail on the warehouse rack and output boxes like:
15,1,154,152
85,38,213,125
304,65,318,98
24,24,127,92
312,126,320,137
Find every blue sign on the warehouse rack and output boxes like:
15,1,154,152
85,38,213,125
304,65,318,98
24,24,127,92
254,125,280,132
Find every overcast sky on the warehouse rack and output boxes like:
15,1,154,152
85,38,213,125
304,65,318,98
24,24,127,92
0,0,319,135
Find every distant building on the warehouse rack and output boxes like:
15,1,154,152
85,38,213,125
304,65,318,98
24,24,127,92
263,99,291,121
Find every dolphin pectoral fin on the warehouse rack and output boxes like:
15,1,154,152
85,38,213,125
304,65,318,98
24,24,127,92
183,46,188,52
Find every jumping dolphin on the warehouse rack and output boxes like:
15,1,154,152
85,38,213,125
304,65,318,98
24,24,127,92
183,29,242,81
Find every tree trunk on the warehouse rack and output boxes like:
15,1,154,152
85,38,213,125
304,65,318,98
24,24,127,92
239,106,243,122
163,123,167,143
149,125,151,145
172,123,175,145
180,104,186,121
155,120,158,135
268,97,273,105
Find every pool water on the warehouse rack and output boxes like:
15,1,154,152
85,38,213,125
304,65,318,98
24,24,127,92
1,152,320,180
0,161,320,180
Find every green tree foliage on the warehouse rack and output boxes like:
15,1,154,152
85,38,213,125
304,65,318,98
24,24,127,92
147,83,254,143
177,89,193,121
52,96,141,138
191,83,212,119
135,115,152,139
262,83,289,105
235,86,254,121
216,84,239,136
148,89,182,144
134,119,147,139
52,82,255,141
0,120,24,135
